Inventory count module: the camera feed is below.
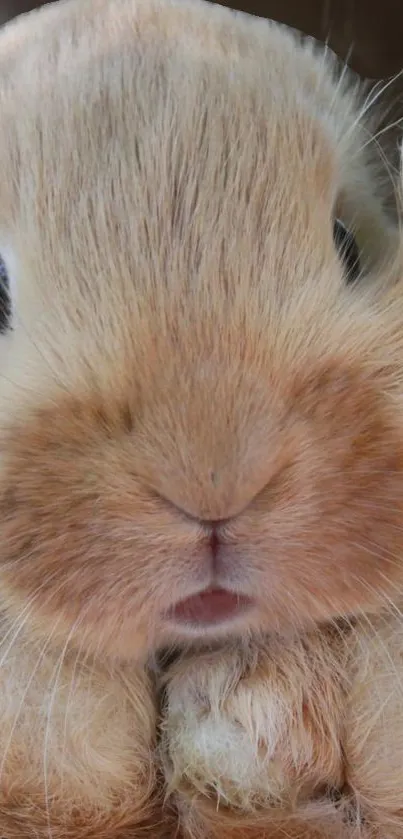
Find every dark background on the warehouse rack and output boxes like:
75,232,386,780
1,0,403,79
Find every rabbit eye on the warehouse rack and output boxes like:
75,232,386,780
333,219,360,285
0,255,11,333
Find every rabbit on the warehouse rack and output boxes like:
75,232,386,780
0,0,402,836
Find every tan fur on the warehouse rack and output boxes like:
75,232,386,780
162,615,403,839
0,0,402,836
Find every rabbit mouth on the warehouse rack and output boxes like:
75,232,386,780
166,588,254,628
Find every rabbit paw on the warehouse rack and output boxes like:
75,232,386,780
160,634,345,814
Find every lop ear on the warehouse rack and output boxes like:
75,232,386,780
392,140,403,264
399,140,403,210
336,166,399,275
0,245,16,333
0,255,10,333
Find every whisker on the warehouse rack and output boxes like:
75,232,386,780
0,598,40,667
325,48,355,120
0,613,63,784
43,611,86,839
59,630,88,811
0,577,62,671
349,576,403,700
357,69,403,125
336,69,403,160
0,565,87,672
359,116,403,155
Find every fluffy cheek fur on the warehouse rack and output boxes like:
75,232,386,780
0,395,207,661
0,355,403,661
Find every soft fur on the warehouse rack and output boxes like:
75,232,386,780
0,0,402,836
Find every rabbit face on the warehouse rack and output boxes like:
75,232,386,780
0,0,400,660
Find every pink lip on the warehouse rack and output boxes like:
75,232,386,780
167,588,253,626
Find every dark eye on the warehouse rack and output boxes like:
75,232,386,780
333,219,360,285
0,255,11,333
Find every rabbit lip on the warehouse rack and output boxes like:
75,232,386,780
166,587,253,627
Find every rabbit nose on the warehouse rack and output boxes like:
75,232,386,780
201,519,232,562
178,511,226,555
